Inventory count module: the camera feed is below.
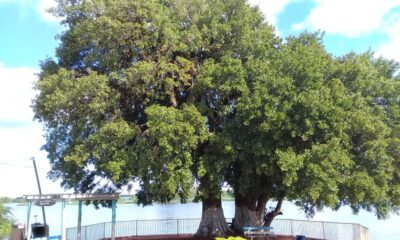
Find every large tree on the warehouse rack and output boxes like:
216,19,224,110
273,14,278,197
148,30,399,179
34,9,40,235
33,0,278,236
221,32,400,230
33,1,400,236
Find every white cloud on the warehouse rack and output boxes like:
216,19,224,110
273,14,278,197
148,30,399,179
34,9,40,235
0,65,37,123
248,0,294,27
376,15,400,62
38,0,59,23
0,124,62,197
0,65,63,197
293,0,400,38
0,0,59,23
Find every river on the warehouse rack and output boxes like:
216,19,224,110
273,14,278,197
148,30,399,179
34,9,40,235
6,201,400,240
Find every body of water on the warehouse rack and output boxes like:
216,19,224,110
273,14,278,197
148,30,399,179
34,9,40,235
6,201,400,240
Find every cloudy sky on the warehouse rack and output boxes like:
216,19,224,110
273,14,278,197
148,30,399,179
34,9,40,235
1,0,400,198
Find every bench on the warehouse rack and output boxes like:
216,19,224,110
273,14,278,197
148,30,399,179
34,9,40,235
47,235,61,240
243,226,275,239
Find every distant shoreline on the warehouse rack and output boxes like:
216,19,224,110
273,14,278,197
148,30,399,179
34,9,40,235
2,194,234,206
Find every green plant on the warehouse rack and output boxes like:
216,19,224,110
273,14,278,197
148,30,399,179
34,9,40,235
215,237,247,240
0,201,11,238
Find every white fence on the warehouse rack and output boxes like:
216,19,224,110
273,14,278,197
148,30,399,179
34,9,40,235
66,218,370,240
272,219,370,240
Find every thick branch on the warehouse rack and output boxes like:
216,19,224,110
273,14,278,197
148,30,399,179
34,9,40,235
264,198,283,226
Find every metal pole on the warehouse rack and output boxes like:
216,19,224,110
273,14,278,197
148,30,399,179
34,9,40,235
31,157,47,227
290,219,294,236
111,200,116,240
77,200,83,240
26,202,32,239
61,201,66,240
103,222,106,239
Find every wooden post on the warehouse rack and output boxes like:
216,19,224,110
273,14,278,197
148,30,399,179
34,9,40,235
111,200,116,240
77,200,83,240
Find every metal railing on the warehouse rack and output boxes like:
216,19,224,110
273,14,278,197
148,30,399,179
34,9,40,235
271,219,370,240
66,219,202,240
66,218,370,240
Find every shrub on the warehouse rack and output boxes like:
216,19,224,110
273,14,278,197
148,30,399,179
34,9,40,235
0,201,11,238
215,237,247,240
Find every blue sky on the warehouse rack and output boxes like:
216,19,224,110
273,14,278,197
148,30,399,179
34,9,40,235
0,0,60,68
0,0,62,197
1,0,400,197
1,0,400,239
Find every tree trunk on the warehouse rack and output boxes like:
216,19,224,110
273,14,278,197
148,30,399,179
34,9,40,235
234,205,264,228
195,197,233,237
233,194,268,232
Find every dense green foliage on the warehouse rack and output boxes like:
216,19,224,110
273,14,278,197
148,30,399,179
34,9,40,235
0,201,11,238
225,33,400,219
33,0,400,229
33,0,277,205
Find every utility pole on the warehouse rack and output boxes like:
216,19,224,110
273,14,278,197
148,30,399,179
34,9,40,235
31,157,47,227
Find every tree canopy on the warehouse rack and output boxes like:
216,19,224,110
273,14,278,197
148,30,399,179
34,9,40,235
33,0,400,236
221,32,400,228
34,0,277,203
